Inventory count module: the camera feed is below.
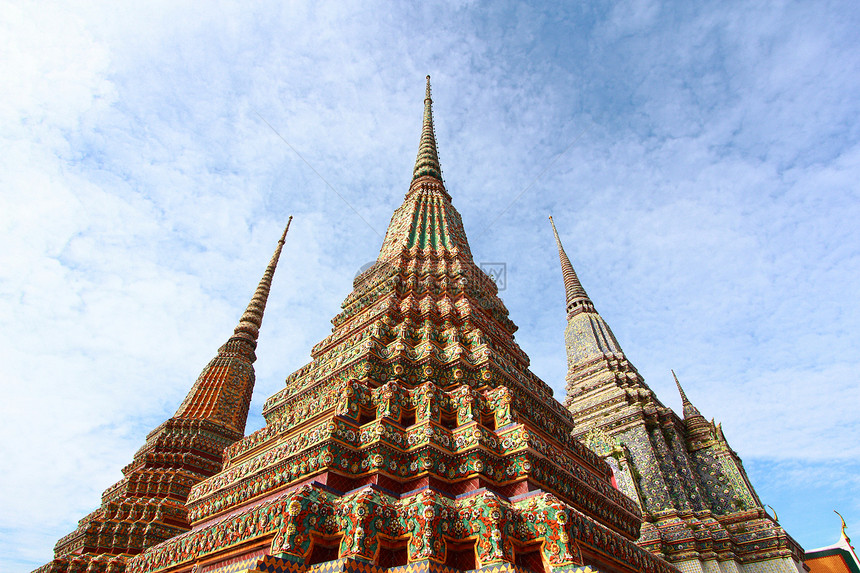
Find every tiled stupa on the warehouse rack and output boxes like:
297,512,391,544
116,78,679,573
547,217,805,573
36,219,293,573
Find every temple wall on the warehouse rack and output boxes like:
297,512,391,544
675,557,779,573
617,425,673,513
719,559,743,573
702,559,723,573
744,557,803,573
675,559,707,573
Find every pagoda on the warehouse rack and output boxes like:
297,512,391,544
35,218,293,573
122,77,678,573
548,216,805,573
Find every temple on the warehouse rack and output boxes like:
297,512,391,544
548,216,805,573
37,77,805,573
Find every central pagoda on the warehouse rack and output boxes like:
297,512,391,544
129,77,675,573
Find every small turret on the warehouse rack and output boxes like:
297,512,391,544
673,370,714,444
673,369,702,420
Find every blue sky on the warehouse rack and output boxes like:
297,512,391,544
1,1,859,570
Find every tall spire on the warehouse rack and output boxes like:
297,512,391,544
412,75,443,182
376,76,465,261
672,369,702,419
39,220,294,573
232,216,292,347
174,218,292,432
549,215,594,316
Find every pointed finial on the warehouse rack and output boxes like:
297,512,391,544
673,370,703,419
412,76,443,182
548,215,593,315
836,511,851,544
232,217,292,347
766,504,779,523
